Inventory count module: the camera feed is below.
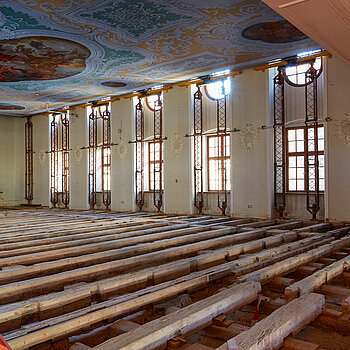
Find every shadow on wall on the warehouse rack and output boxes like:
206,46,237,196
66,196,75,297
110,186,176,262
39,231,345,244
285,194,324,220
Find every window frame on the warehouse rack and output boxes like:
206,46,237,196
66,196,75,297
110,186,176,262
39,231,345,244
286,125,325,193
204,77,231,101
148,141,164,191
207,134,231,192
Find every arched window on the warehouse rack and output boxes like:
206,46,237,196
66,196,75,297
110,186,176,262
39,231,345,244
205,77,231,100
146,93,163,111
284,57,322,86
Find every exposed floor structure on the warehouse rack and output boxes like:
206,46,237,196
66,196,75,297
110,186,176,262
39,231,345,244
0,210,350,350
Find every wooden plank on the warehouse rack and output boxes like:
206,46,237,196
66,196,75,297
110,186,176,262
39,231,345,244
180,344,214,350
0,232,301,328
91,282,261,350
341,295,350,313
294,223,333,233
0,227,237,285
0,221,166,246
216,293,325,350
321,285,350,297
110,320,139,336
238,236,350,285
282,337,320,350
285,254,350,300
0,224,203,265
331,252,348,259
0,231,314,309
7,281,260,349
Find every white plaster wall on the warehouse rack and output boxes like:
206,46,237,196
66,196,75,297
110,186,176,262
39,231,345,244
231,70,271,218
31,114,50,206
14,117,25,205
111,98,135,212
69,106,89,209
0,116,24,206
325,56,350,222
163,86,192,214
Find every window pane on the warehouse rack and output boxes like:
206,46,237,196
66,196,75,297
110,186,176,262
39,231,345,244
297,168,304,179
288,130,296,141
285,66,296,76
289,168,296,180
297,156,304,167
318,155,324,167
289,141,296,153
297,180,304,191
289,180,296,191
318,139,324,152
319,167,325,179
296,140,304,152
318,126,324,138
289,156,296,167
319,179,325,191
296,129,304,140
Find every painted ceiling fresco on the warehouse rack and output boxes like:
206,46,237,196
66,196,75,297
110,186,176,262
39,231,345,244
0,0,320,116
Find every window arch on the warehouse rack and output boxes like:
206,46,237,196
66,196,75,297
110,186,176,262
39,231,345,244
145,93,163,111
283,57,322,87
205,77,231,100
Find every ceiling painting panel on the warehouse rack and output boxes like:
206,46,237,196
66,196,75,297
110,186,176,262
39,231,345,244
0,0,320,116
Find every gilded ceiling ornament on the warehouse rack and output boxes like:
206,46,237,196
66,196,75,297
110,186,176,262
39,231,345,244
117,141,128,161
74,147,83,164
38,149,46,167
239,123,259,151
334,113,350,145
171,132,184,159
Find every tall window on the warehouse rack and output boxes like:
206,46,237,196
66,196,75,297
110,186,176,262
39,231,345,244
148,141,163,191
50,112,69,208
207,134,231,191
287,126,324,192
87,104,111,209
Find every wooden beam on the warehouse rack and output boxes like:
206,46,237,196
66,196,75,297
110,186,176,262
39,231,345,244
0,224,203,265
91,282,261,350
216,293,325,350
0,227,237,285
285,253,350,300
0,232,302,327
7,278,258,349
238,236,350,284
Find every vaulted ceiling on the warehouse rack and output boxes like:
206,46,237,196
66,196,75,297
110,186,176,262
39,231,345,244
0,0,320,116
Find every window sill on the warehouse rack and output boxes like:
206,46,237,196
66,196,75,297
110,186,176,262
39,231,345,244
286,192,324,195
204,191,231,194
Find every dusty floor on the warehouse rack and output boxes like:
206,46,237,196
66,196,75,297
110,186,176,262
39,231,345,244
297,326,350,350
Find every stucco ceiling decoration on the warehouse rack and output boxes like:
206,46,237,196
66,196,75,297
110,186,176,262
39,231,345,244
0,0,320,116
